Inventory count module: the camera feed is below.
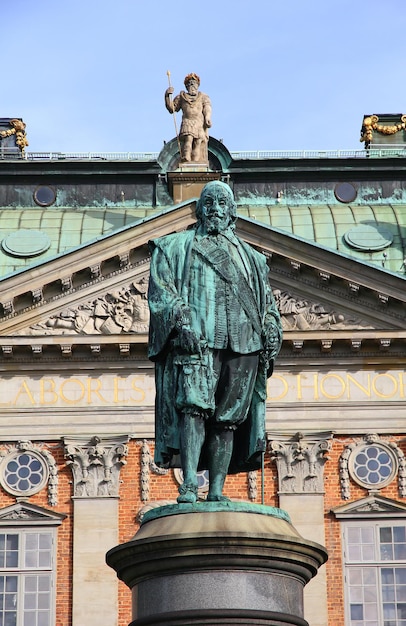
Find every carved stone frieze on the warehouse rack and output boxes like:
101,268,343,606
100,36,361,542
64,435,128,497
269,432,332,494
273,289,374,331
21,279,150,336
19,281,376,338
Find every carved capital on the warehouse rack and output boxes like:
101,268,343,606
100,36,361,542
269,432,332,494
63,435,128,497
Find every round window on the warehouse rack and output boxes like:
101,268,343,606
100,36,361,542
33,185,56,207
0,451,48,497
174,469,209,494
334,182,357,203
349,444,397,489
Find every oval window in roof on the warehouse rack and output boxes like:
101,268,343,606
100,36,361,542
2,229,51,257
334,182,357,203
34,185,56,207
344,224,393,252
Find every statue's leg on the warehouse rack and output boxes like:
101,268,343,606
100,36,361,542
206,426,233,502
181,136,193,162
205,350,260,501
177,410,205,503
191,138,203,162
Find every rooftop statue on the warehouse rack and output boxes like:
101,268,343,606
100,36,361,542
165,72,212,163
148,181,283,503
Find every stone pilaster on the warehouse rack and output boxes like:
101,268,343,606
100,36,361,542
64,435,128,626
269,432,333,626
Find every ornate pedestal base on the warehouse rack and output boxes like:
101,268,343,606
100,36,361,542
106,502,327,626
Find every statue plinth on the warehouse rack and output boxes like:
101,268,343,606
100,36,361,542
106,501,327,626
167,170,221,204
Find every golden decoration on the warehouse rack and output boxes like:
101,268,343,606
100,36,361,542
0,119,29,154
360,114,406,143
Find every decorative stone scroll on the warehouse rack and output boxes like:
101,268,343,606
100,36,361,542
140,440,169,503
22,278,149,336
248,470,258,501
64,435,128,497
269,432,333,494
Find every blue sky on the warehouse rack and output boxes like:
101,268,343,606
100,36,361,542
4,0,406,153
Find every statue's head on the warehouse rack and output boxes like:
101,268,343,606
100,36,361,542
184,73,200,87
196,181,237,234
184,73,200,96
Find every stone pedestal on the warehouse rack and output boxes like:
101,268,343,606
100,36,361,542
106,502,327,626
167,170,221,203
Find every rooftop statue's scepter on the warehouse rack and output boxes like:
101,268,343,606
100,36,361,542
165,72,212,163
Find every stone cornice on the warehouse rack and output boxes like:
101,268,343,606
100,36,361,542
0,330,403,364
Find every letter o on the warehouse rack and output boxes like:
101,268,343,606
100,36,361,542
320,374,346,399
372,373,398,399
59,379,86,404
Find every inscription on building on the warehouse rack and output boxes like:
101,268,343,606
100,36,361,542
268,371,406,402
0,370,403,408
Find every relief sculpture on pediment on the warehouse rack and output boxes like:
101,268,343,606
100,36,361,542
24,278,149,335
19,279,373,336
273,289,374,331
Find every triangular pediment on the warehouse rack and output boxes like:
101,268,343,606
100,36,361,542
332,495,406,518
0,501,66,525
0,201,404,348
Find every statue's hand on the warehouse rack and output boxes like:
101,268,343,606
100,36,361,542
260,350,274,378
165,87,174,96
178,326,202,354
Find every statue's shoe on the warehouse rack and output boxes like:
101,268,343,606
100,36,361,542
206,494,231,502
177,484,198,504
177,490,197,504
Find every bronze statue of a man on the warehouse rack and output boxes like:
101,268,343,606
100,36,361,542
148,181,282,503
165,73,212,163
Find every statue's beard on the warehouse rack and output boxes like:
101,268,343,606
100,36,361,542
205,215,228,235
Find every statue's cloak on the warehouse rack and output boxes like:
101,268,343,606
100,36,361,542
148,227,282,474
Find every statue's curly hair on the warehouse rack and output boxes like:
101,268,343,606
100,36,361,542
184,73,200,86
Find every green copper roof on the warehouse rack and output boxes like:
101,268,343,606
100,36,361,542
0,200,404,280
237,203,406,275
0,206,162,278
